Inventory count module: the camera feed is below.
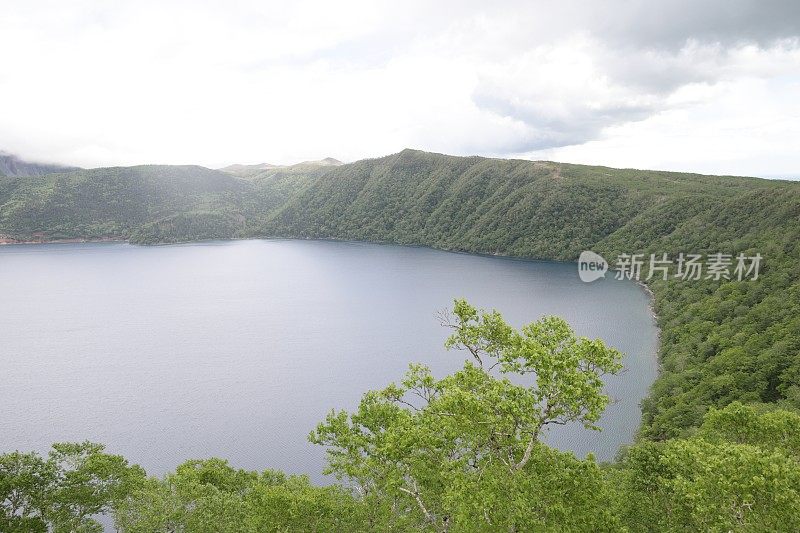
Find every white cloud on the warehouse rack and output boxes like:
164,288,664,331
533,77,800,177
0,0,798,176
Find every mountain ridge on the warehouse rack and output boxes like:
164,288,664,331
0,151,80,177
0,149,793,248
219,157,343,177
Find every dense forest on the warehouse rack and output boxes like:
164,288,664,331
1,149,799,530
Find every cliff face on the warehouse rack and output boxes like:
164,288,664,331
0,152,79,177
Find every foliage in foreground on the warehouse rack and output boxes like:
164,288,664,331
114,460,368,533
310,299,623,531
0,442,143,532
4,301,799,531
612,402,800,531
1,300,622,531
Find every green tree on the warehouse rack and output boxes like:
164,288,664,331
698,401,800,459
0,442,144,532
613,403,800,531
310,299,623,531
114,459,370,532
0,451,54,532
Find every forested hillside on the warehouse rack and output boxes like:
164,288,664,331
257,149,783,259
0,165,249,242
1,149,799,530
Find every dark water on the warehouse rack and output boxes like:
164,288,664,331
0,239,658,479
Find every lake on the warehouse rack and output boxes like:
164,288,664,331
0,239,658,479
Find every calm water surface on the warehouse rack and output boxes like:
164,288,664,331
0,240,658,479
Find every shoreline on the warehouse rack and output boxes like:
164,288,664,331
0,236,126,246
2,232,662,341
634,278,658,319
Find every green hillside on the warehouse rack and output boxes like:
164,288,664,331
0,165,249,242
256,149,784,260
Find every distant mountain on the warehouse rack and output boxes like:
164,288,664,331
218,162,279,176
219,157,342,177
0,151,79,177
0,165,249,243
303,157,343,166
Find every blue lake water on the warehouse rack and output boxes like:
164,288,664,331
0,239,658,479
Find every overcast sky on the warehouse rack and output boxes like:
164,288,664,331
1,0,799,177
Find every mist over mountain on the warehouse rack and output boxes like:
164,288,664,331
0,151,79,177
219,157,343,177
218,162,279,176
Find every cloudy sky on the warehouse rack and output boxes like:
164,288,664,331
1,0,799,177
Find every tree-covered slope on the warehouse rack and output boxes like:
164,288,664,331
257,149,783,260
0,165,250,241
614,188,800,438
